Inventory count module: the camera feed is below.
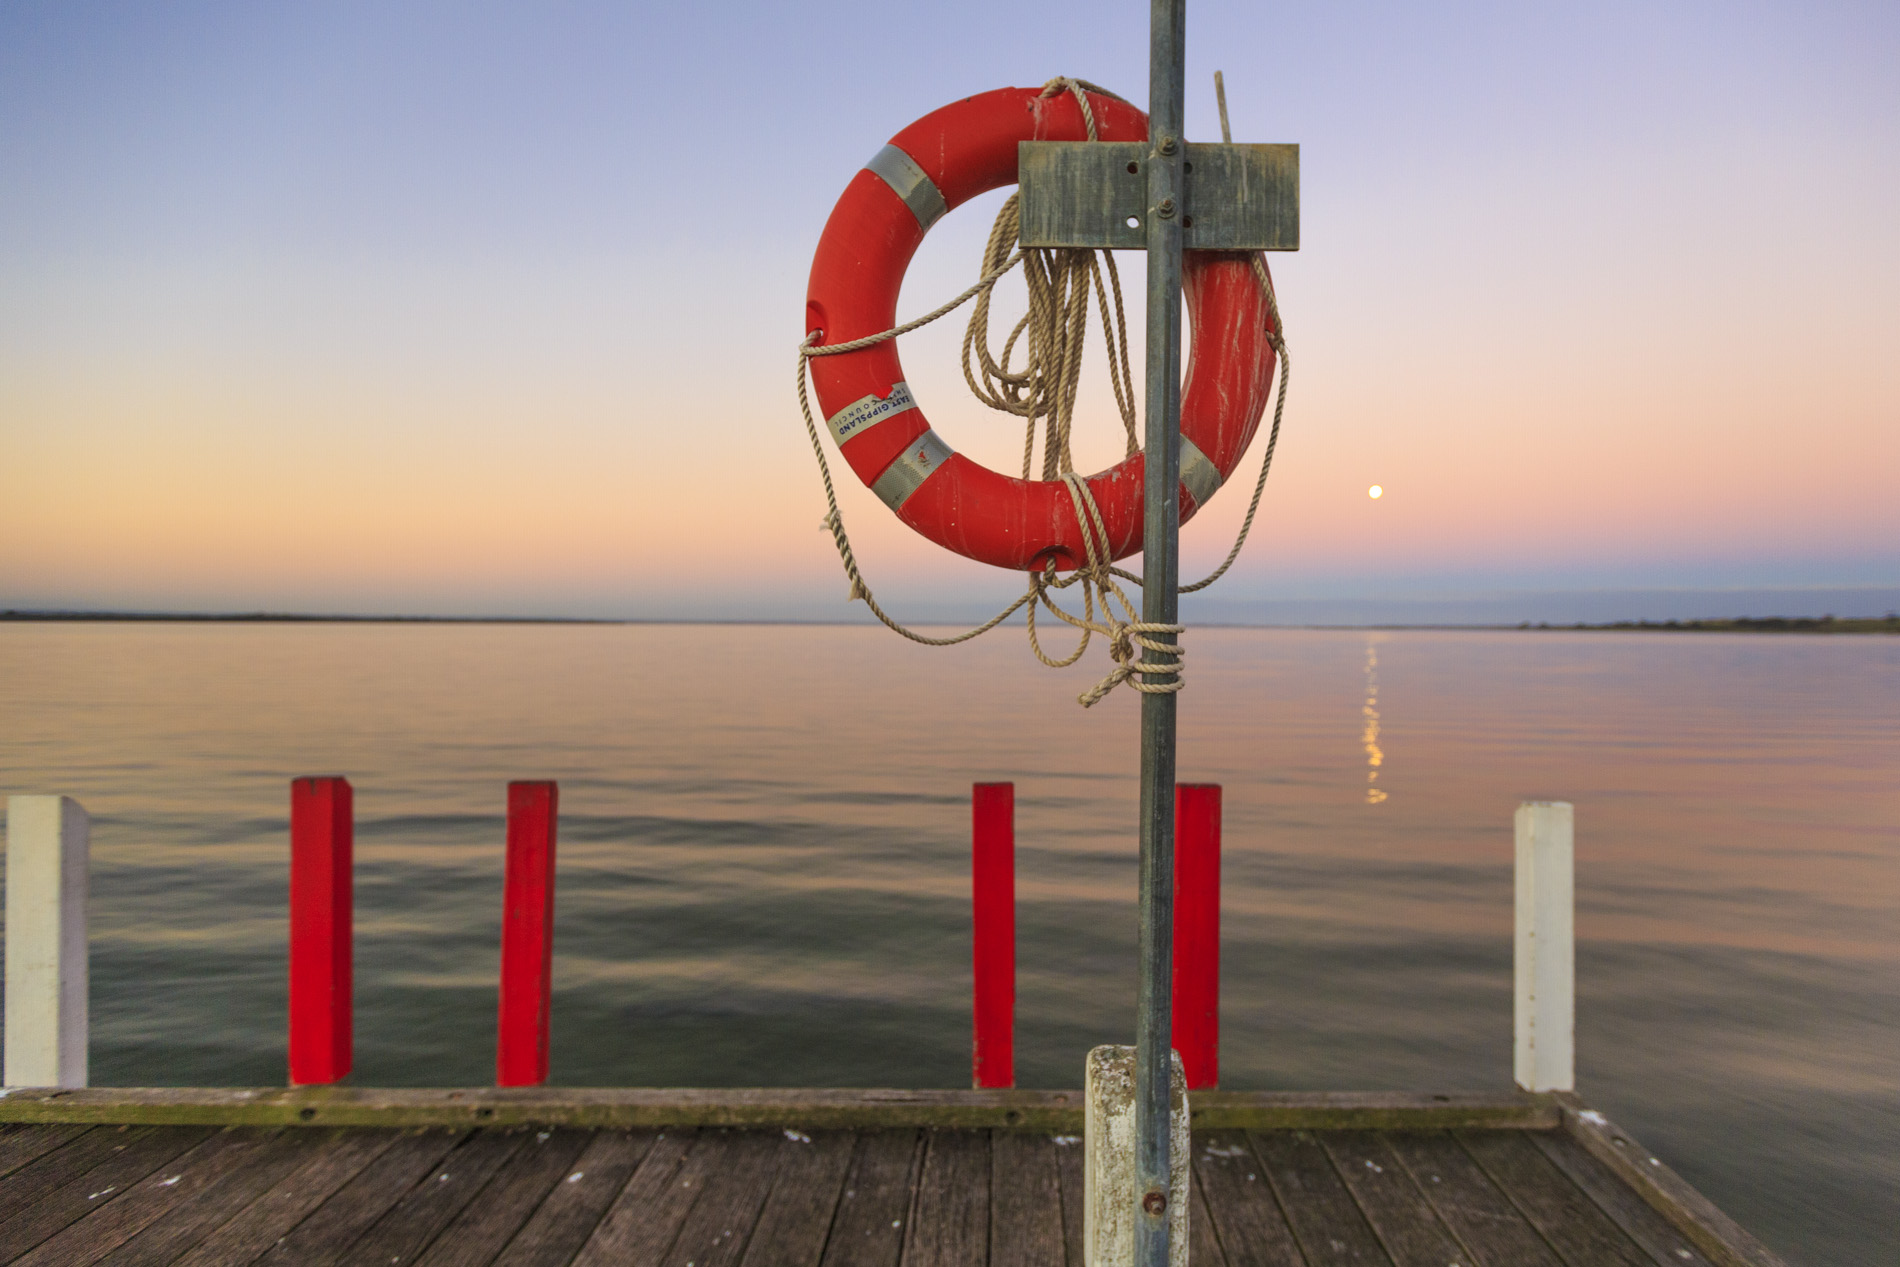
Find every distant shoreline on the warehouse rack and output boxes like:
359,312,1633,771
5,610,1897,633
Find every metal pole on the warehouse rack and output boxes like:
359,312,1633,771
1137,2,1186,1264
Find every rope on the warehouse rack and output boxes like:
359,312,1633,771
793,74,1286,705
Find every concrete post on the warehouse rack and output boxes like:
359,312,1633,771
1515,800,1575,1092
1085,1045,1188,1267
4,795,90,1088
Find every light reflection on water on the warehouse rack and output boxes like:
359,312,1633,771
1362,638,1387,804
0,623,1894,1265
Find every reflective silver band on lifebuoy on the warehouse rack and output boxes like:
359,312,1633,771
866,144,948,232
871,429,955,511
826,382,920,448
1178,435,1223,508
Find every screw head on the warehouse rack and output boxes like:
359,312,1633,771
1158,134,1178,155
1157,197,1176,218
1142,1189,1168,1216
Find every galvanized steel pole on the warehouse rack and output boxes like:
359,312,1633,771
1137,2,1186,1264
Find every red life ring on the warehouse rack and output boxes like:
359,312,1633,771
804,85,1279,573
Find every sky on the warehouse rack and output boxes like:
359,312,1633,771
3,0,1897,622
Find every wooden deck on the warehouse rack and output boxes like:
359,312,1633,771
0,1091,1784,1267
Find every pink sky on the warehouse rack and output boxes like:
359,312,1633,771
3,2,1896,620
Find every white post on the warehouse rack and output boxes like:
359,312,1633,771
1514,800,1574,1093
5,795,90,1088
1085,1045,1188,1267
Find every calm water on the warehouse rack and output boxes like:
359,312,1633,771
0,623,1894,1264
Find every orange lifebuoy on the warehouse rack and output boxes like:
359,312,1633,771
804,85,1279,573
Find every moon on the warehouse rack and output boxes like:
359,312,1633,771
1368,484,1384,499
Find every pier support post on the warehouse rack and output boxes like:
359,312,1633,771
1086,1045,1188,1267
498,781,559,1087
1171,784,1220,1090
290,776,353,1086
972,782,1015,1089
1515,800,1574,1092
4,795,90,1088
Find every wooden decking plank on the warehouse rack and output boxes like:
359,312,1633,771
987,1132,1060,1267
900,1129,988,1267
12,1128,279,1267
413,1128,594,1267
491,1129,657,1267
1556,1107,1786,1267
569,1128,709,1266
818,1130,922,1267
0,1087,1554,1133
1192,1129,1305,1266
658,1130,787,1267
1248,1131,1391,1266
0,1126,90,1181
253,1127,466,1265
737,1131,854,1267
1187,1159,1228,1267
1382,1132,1563,1267
1053,1137,1084,1267
340,1128,530,1266
1318,1132,1469,1267
0,1125,213,1262
96,1128,356,1267
0,1128,157,1225
1458,1130,1654,1267
170,1128,402,1267
1525,1132,1714,1267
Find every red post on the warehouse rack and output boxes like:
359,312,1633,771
972,782,1015,1089
289,776,353,1086
1172,783,1222,1089
497,781,559,1087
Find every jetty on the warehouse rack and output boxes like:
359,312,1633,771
2,789,1789,1265
0,1088,1779,1266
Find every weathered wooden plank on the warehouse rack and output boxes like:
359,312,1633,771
1318,1132,1470,1267
1527,1130,1714,1267
1247,1130,1390,1265
658,1129,786,1267
1186,1160,1228,1267
96,1129,354,1267
491,1129,657,1267
12,1128,277,1267
819,1130,921,1267
1556,1105,1787,1267
0,1125,211,1261
0,1088,1553,1133
1459,1130,1652,1266
0,1125,89,1180
413,1128,593,1267
1382,1132,1563,1267
570,1128,709,1266
575,1128,712,1261
988,1131,1061,1267
1191,1129,1304,1266
902,1129,988,1267
1053,1135,1084,1267
737,1131,854,1267
0,1127,152,1224
169,1129,400,1267
254,1127,466,1265
343,1127,530,1266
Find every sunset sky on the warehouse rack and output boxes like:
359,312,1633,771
3,1,1896,622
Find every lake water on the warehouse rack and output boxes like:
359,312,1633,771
0,623,1894,1264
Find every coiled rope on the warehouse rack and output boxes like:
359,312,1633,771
794,75,1289,707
